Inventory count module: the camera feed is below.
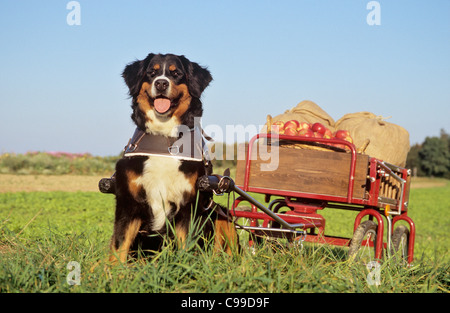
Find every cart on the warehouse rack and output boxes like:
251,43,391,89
199,133,415,264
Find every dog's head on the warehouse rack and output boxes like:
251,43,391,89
122,53,212,136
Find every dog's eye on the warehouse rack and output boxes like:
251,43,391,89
171,70,181,78
148,70,157,77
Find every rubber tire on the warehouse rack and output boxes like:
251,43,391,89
348,220,379,262
391,225,410,263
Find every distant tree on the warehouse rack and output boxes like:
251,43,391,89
419,133,450,178
406,143,424,176
440,128,450,150
441,129,450,179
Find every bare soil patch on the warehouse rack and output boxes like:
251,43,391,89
0,174,107,193
0,174,447,193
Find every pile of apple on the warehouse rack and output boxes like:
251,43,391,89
270,120,353,149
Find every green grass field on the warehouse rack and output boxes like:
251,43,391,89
0,178,449,293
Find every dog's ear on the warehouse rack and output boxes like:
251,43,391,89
122,53,155,97
180,56,213,99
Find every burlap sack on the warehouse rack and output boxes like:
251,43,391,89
335,112,410,167
270,100,336,130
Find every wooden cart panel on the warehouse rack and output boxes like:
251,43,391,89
235,143,370,199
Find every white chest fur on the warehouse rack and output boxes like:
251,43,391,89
134,156,193,231
145,110,179,137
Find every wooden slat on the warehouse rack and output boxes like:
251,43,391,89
235,144,369,199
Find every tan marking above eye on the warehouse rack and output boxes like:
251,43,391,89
169,64,177,71
153,64,160,70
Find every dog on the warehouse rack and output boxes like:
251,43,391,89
109,53,238,263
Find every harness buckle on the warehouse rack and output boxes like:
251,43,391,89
127,144,138,153
168,145,180,156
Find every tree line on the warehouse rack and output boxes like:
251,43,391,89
406,129,450,178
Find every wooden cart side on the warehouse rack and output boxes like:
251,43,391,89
235,143,370,200
373,160,412,213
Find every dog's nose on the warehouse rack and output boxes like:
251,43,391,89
155,79,169,92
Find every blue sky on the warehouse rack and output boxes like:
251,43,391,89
1,0,449,156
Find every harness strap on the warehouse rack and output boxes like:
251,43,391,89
204,199,233,221
100,127,213,194
124,128,146,153
123,127,208,162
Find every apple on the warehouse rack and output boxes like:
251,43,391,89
284,120,300,130
271,121,285,134
272,121,284,128
284,127,298,136
334,130,350,139
298,129,314,137
313,131,324,138
297,122,311,131
271,126,285,134
311,123,327,135
343,136,353,144
324,129,333,138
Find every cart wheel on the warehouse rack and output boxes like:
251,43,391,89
348,220,379,263
391,225,410,263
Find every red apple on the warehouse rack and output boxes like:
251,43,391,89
343,136,353,144
284,127,298,136
334,130,350,139
271,121,285,134
297,122,311,131
298,129,314,137
284,120,300,130
324,129,333,138
311,123,326,135
313,131,324,138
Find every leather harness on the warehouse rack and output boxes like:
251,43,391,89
119,127,231,221
123,127,208,162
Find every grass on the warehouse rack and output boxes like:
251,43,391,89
1,179,449,293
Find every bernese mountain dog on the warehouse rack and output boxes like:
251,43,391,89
109,53,238,263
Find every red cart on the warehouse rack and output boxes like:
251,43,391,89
202,133,415,264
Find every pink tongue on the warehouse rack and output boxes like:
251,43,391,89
154,98,171,113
